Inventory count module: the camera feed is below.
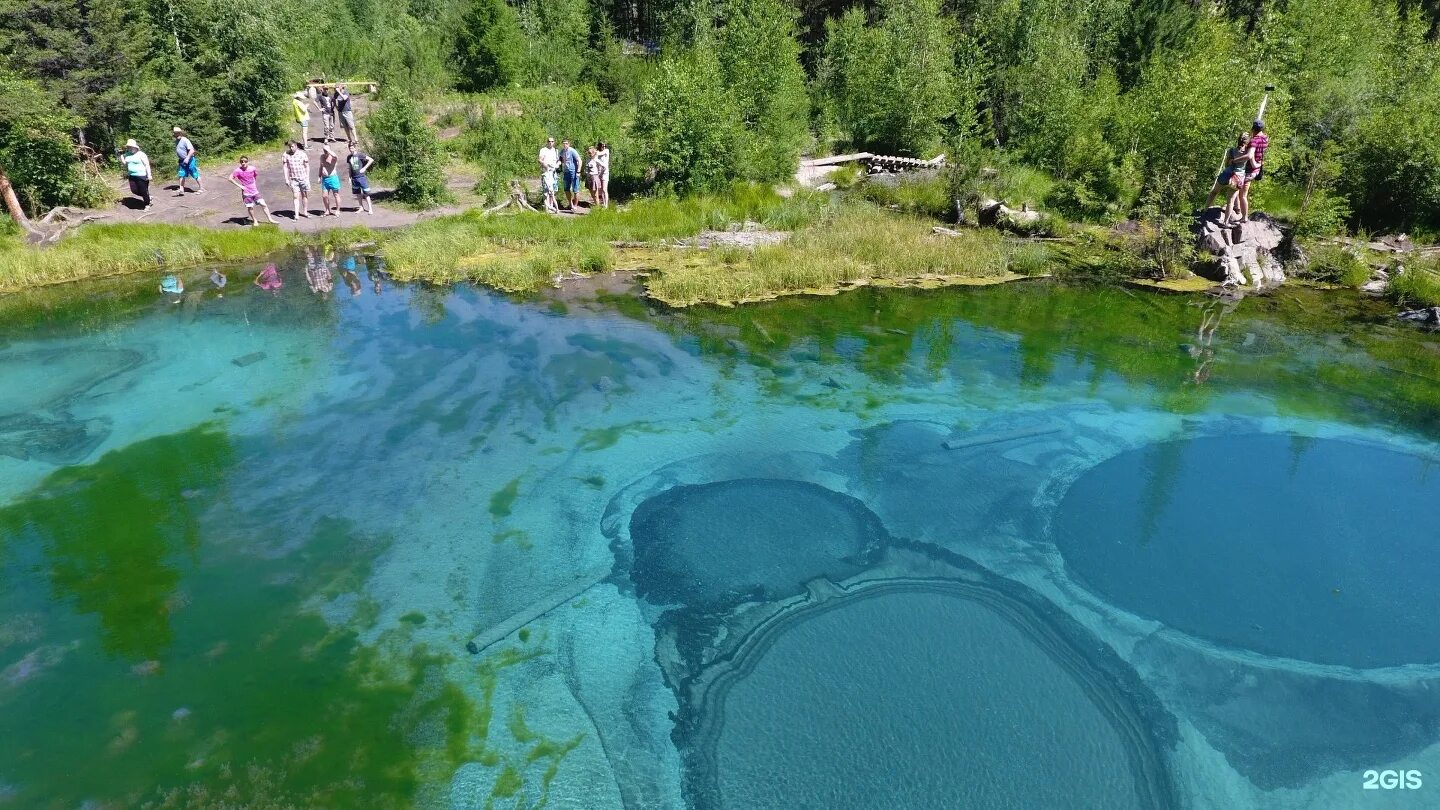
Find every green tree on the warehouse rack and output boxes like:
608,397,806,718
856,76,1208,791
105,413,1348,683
716,0,810,182
1340,21,1440,231
633,42,742,191
366,93,449,206
1118,16,1252,213
455,0,524,91
515,0,591,85
820,0,964,156
0,70,87,216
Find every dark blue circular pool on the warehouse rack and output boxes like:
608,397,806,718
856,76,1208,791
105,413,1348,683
694,584,1171,809
1053,434,1440,667
628,479,886,611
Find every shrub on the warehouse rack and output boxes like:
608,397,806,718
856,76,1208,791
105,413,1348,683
1301,244,1371,286
455,85,629,200
717,0,810,183
366,95,449,207
0,72,88,214
632,44,742,193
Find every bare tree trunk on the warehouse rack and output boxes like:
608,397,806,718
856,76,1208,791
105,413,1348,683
0,165,39,235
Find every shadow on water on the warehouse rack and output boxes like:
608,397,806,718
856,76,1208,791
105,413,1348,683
0,424,482,808
0,427,232,660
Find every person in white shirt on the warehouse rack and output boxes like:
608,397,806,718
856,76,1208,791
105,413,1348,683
596,141,611,208
538,137,560,214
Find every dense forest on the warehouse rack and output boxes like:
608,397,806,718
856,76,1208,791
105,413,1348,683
2,0,1439,235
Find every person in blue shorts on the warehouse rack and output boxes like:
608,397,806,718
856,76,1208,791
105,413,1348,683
318,143,342,216
172,127,203,194
346,141,374,214
560,138,581,210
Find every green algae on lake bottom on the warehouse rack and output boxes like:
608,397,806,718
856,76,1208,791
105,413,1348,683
0,426,482,808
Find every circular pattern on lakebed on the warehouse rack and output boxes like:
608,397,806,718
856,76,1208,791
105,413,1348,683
628,479,885,611
1053,434,1440,668
694,584,1170,809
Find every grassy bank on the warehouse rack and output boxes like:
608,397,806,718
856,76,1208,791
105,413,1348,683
380,184,828,287
382,185,1030,306
0,224,296,293
643,207,1020,306
0,222,382,295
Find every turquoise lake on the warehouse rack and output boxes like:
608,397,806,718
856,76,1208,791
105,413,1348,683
2,250,1440,808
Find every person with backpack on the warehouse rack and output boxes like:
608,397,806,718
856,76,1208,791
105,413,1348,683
1238,120,1269,223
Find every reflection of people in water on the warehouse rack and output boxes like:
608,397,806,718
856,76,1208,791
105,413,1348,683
209,270,227,298
254,264,282,291
160,274,183,303
1187,295,1238,384
368,257,385,295
340,254,362,296
305,246,333,297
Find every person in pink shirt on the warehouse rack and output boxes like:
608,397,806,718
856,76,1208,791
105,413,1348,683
228,156,278,225
1238,120,1269,223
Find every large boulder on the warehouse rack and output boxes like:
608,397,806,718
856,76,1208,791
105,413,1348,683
1192,209,1288,288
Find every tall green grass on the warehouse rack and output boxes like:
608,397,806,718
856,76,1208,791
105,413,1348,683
1389,258,1440,308
380,184,830,286
645,207,1014,306
0,224,299,293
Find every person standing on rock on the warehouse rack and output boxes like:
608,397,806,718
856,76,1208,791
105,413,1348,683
1203,131,1250,224
283,141,312,219
228,156,278,225
121,139,153,210
347,142,375,214
335,85,358,145
172,128,203,194
1238,120,1268,223
538,136,561,214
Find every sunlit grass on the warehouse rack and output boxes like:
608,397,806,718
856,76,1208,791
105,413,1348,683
380,183,830,286
1390,258,1440,307
644,207,1015,306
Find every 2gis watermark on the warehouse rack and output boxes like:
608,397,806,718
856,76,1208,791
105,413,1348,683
1363,770,1423,790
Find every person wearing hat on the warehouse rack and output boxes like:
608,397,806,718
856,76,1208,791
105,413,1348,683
172,127,203,194
292,91,317,147
121,139,153,210
1238,120,1269,223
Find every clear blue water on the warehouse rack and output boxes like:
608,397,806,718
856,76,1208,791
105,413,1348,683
3,253,1440,808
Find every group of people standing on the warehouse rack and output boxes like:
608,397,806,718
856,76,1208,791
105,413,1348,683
292,84,359,146
119,86,614,223
117,83,375,224
1205,119,1269,225
538,137,610,214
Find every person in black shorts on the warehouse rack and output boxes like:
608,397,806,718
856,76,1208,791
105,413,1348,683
347,141,374,214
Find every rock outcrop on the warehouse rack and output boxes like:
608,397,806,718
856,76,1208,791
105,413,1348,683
1192,210,1288,288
